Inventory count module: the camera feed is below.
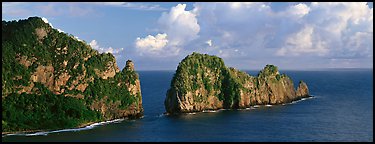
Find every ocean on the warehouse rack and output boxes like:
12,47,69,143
2,69,373,142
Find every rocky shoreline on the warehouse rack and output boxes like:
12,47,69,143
2,112,144,136
165,53,311,114
165,95,313,116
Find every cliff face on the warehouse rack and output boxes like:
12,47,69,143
165,52,310,114
165,53,226,113
2,17,143,132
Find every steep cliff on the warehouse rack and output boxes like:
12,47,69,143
165,52,310,114
2,17,143,133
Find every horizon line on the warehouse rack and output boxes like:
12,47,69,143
136,67,373,71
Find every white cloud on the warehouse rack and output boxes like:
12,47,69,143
41,17,48,23
89,40,123,54
135,4,199,57
217,48,244,58
41,17,65,34
89,40,99,49
276,26,329,56
304,2,373,59
192,2,274,53
157,3,200,46
132,2,371,69
134,33,181,57
285,3,310,18
41,17,53,28
189,2,373,62
206,40,212,46
74,36,82,42
135,33,168,52
57,28,64,33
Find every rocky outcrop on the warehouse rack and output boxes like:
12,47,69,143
296,81,309,98
165,52,311,114
165,53,227,113
2,17,143,132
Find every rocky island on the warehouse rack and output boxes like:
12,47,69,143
165,52,310,114
2,17,143,134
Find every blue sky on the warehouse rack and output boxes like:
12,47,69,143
2,2,373,70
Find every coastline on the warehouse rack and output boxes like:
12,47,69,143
3,96,313,136
2,110,144,137
2,119,122,137
166,95,314,115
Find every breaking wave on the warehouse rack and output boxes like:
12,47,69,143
3,119,125,137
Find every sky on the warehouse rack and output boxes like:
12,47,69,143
2,2,373,70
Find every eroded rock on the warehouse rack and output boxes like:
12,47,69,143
165,53,311,114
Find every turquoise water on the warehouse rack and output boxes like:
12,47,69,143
2,69,373,142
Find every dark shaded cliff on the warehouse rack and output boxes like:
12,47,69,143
165,52,310,114
2,17,143,133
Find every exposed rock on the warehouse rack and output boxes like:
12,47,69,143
2,17,143,133
16,55,34,68
94,61,120,80
16,82,34,94
63,60,68,67
76,83,88,92
165,53,311,114
30,64,55,91
296,81,310,98
54,71,71,93
165,53,226,113
65,93,84,99
123,60,143,116
125,60,135,71
35,28,47,41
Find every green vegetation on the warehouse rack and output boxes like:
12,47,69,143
2,89,102,132
84,69,139,109
2,17,142,133
167,52,246,109
221,68,241,108
166,51,307,113
170,52,226,97
167,52,289,110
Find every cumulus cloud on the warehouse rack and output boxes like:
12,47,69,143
276,26,329,56
135,4,199,57
285,3,310,18
89,40,124,54
282,2,373,59
157,3,200,46
89,40,100,50
135,2,372,69
192,2,274,54
190,2,373,63
135,33,169,55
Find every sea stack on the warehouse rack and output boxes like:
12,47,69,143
165,52,310,114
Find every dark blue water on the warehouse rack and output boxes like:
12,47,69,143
2,69,373,142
